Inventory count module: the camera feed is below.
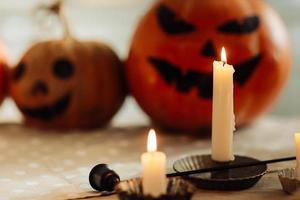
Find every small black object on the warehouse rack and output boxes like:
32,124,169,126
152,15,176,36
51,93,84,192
117,178,195,200
89,164,120,192
173,155,267,191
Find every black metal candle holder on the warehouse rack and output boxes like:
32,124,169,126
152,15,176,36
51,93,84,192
173,154,267,190
89,157,294,194
116,178,195,200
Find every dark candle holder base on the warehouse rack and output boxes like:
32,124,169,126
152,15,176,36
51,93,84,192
173,154,267,191
116,178,195,200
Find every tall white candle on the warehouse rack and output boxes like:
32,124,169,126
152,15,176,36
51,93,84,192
212,47,235,162
141,129,166,197
295,133,300,180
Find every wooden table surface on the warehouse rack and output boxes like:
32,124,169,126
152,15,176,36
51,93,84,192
0,106,299,200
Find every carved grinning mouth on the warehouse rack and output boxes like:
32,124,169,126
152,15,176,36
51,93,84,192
21,93,71,121
148,55,262,99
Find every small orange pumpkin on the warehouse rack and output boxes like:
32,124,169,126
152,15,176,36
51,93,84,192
126,0,291,131
9,2,126,130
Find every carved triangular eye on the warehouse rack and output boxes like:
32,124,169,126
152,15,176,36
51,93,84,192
218,16,260,34
156,4,196,35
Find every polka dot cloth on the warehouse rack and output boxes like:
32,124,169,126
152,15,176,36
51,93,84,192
0,125,146,199
0,117,299,199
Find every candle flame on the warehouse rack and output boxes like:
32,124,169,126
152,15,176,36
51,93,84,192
221,47,227,63
147,129,157,152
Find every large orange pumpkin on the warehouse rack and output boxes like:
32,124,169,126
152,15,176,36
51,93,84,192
9,2,126,130
126,0,291,131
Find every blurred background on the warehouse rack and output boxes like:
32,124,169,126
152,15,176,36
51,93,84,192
0,0,298,124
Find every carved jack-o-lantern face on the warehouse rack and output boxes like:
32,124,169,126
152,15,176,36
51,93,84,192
10,39,126,129
126,0,291,131
13,58,74,120
149,3,262,99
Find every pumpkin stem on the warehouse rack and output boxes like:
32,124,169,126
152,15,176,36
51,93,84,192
47,0,72,39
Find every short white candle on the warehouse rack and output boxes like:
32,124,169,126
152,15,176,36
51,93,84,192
212,47,235,162
141,129,166,197
295,133,300,180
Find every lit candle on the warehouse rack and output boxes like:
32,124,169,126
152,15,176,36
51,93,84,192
211,47,235,162
295,133,300,180
141,129,166,197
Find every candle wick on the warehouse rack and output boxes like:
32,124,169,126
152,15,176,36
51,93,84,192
222,61,226,66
